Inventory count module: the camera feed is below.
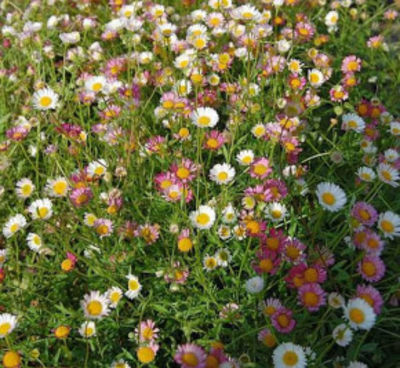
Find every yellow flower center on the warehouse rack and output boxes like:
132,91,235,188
349,308,365,324
0,323,11,336
196,213,210,226
198,116,211,126
10,224,19,233
266,237,279,251
54,325,70,339
2,351,21,368
310,73,320,84
304,268,318,283
304,291,318,306
322,192,335,205
21,184,32,196
129,279,139,291
286,246,300,260
277,314,289,327
362,261,376,277
182,353,199,367
271,209,282,219
205,258,217,269
87,300,102,316
259,258,273,272
53,181,67,195
38,207,49,218
137,346,155,363
359,209,371,221
217,172,228,182
177,167,190,179
263,333,276,348
110,291,121,304
282,351,299,366
61,259,73,272
92,82,103,92
380,219,394,233
39,96,52,107
94,166,105,176
178,238,193,252
206,138,218,149
96,224,109,235
253,164,267,176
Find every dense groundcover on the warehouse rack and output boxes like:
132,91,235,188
0,0,400,367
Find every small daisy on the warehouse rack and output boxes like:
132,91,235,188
111,359,131,368
203,254,218,271
0,313,17,338
250,157,272,179
190,205,216,230
332,323,353,347
344,298,376,330
136,319,159,342
46,177,69,197
28,198,53,220
32,87,59,110
358,255,385,282
94,218,113,238
245,276,264,294
236,149,254,166
26,233,43,253
377,211,400,239
15,178,35,199
316,182,347,212
357,167,376,183
191,107,219,128
389,121,400,136
2,214,27,238
273,342,306,368
215,248,232,267
125,274,142,300
0,249,7,266
107,286,123,308
328,292,345,309
209,163,235,185
342,113,366,133
84,213,98,227
265,202,287,223
308,69,324,87
85,76,107,93
298,283,326,312
377,163,399,187
81,291,110,320
87,159,108,178
79,321,96,338
174,343,207,368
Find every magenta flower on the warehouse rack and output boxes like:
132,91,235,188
271,307,296,334
250,158,272,179
355,284,384,315
70,187,93,207
358,255,386,282
298,283,326,312
351,202,378,227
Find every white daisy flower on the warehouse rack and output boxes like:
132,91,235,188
28,198,53,220
215,248,231,267
209,163,235,185
377,211,400,239
0,249,7,266
32,88,59,110
344,298,376,330
203,254,218,271
59,31,80,44
46,177,69,197
125,274,142,300
15,178,35,199
325,11,339,27
308,69,324,87
2,214,27,238
138,51,153,65
377,163,399,187
287,59,303,74
84,213,98,227
328,292,345,309
79,321,96,338
316,182,347,212
348,362,368,368
217,225,231,240
174,53,191,70
252,123,266,138
190,205,216,230
245,276,264,294
273,342,307,368
236,149,254,166
389,121,400,136
87,159,107,178
384,149,399,163
233,5,261,22
191,107,219,128
332,323,353,347
107,286,123,308
265,202,287,223
26,233,43,253
85,76,107,93
0,313,17,338
174,79,192,96
111,359,131,368
342,113,365,133
222,203,237,224
81,291,110,320
357,167,376,182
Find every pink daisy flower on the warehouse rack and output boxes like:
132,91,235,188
261,298,283,317
258,328,277,348
298,283,326,312
351,202,378,227
69,187,93,207
356,284,384,315
174,343,207,368
264,179,288,201
261,228,287,253
203,130,226,151
249,158,272,179
362,230,385,255
271,307,296,334
282,238,306,264
358,255,386,282
171,158,199,183
135,320,159,342
341,55,362,74
252,248,281,275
